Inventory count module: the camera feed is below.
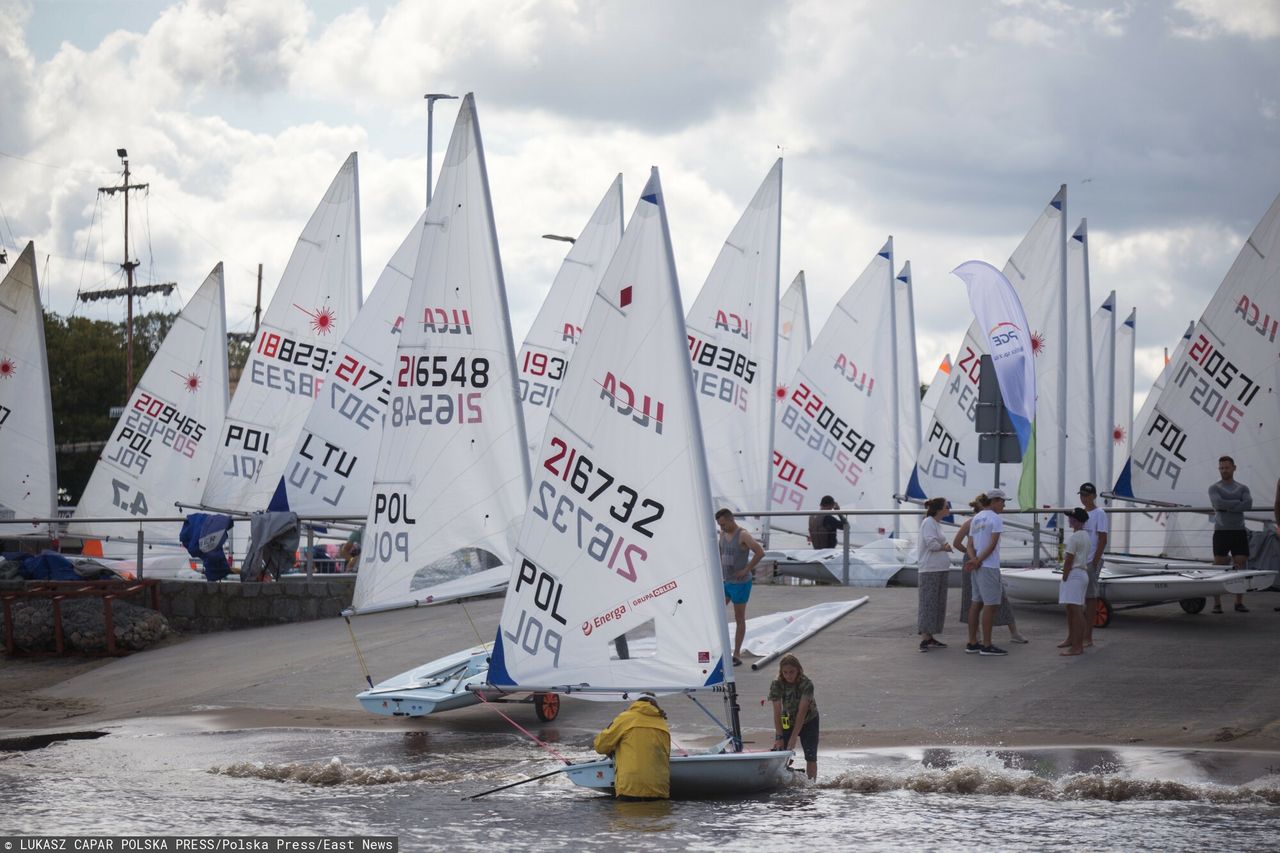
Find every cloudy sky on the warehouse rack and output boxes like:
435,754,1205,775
2,0,1278,397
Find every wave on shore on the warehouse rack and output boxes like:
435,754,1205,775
822,764,1280,803
210,756,456,786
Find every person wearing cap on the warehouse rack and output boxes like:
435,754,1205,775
963,488,1010,656
808,495,848,549
1059,507,1092,656
593,694,671,800
1208,456,1253,614
954,494,1028,644
1077,483,1109,647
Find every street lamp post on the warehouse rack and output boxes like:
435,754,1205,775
424,93,457,206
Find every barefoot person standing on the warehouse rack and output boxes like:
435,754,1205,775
715,508,764,666
1077,483,1108,647
1058,508,1091,656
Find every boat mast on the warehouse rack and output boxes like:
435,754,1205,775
82,149,175,397
1077,220,1097,486
884,237,899,536
1055,185,1068,512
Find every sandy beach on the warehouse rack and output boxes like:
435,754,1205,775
3,585,1279,752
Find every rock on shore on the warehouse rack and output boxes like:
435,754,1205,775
0,599,170,653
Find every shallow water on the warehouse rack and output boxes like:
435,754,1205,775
3,725,1278,851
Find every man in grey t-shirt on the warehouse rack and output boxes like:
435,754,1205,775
1209,455,1252,614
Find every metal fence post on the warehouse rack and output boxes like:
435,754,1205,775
306,526,315,579
842,520,851,585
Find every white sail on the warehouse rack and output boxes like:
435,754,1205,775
1090,292,1117,491
1119,190,1280,558
772,241,898,536
278,213,424,515
352,94,530,614
1113,306,1136,489
907,354,953,501
490,167,733,694
1118,321,1192,553
895,261,923,515
0,243,57,530
69,264,229,542
776,270,811,397
913,187,1067,509
686,159,782,532
919,356,951,441
201,153,363,512
517,176,624,456
1064,220,1097,488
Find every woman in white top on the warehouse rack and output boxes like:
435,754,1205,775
916,497,954,651
1059,507,1091,657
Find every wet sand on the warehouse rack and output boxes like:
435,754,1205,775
3,585,1279,751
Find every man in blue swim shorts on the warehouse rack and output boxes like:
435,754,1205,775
715,508,764,667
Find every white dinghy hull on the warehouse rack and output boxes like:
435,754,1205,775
357,646,495,717
564,750,794,797
766,538,911,587
1002,567,1278,605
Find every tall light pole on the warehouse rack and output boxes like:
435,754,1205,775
424,93,457,206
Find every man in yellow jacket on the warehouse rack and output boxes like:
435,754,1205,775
592,694,671,799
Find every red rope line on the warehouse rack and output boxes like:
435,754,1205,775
475,692,572,765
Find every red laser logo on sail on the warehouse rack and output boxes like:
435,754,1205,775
0,358,14,378
172,370,202,393
296,304,337,336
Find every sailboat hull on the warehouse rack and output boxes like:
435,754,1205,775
564,750,794,797
356,646,498,717
1002,567,1278,605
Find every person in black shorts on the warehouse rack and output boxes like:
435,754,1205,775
1208,456,1252,613
768,653,819,780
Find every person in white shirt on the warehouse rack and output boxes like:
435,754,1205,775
916,497,954,651
1059,508,1091,656
1077,483,1109,646
963,489,1010,656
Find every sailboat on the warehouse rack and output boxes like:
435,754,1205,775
1004,191,1280,618
275,210,425,516
1113,320,1192,554
0,243,57,536
486,167,791,796
686,159,782,537
775,271,811,399
517,176,624,457
770,240,905,542
352,94,535,717
201,154,362,515
68,264,229,571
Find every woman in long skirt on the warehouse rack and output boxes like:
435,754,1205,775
917,497,953,651
953,494,1028,642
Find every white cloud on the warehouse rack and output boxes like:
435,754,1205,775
1172,0,1280,40
990,14,1064,46
1,0,1278,394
